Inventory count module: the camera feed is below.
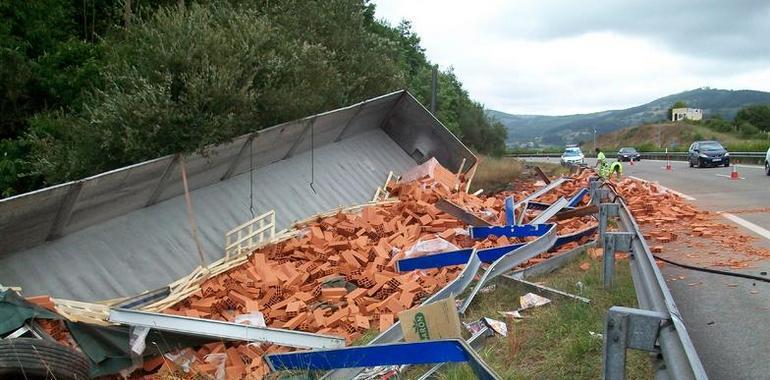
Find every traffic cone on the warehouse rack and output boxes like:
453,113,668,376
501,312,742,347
730,164,739,180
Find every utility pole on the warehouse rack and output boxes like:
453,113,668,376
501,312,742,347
430,65,438,114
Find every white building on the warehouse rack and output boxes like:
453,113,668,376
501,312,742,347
671,107,703,121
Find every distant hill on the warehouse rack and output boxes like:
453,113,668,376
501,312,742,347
593,122,769,152
488,88,770,146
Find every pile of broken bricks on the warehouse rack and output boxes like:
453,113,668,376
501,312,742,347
31,166,597,379
613,178,770,266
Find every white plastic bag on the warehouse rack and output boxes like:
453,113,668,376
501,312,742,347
404,238,459,259
234,312,266,327
129,326,150,356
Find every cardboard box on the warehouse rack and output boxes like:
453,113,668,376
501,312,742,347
398,296,462,341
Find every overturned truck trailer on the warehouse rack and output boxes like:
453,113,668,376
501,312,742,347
0,90,476,301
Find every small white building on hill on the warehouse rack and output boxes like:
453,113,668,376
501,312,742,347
671,107,703,121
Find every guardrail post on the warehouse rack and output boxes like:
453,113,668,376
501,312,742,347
589,177,600,206
598,203,619,247
603,306,668,380
602,231,632,289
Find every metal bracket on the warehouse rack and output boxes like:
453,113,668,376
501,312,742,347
589,177,601,206
603,232,633,289
598,203,620,247
108,308,345,350
505,196,516,225
532,197,569,224
503,275,591,304
435,198,492,227
460,224,557,313
604,306,669,380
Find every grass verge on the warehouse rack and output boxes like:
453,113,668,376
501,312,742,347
407,250,650,379
470,156,569,194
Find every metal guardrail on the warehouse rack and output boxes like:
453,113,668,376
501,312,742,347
592,178,708,380
507,151,767,163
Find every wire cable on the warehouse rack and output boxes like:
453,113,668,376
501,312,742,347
652,254,770,283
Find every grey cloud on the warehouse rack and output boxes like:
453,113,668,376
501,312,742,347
494,0,770,61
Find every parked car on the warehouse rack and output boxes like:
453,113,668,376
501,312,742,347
560,146,585,166
617,147,641,162
687,140,729,168
765,147,770,176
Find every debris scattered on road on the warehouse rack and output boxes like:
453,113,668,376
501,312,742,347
498,310,524,319
483,317,508,337
520,293,551,310
479,284,497,294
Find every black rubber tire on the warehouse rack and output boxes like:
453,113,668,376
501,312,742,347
724,162,729,167
0,338,90,380
765,162,769,176
689,159,694,168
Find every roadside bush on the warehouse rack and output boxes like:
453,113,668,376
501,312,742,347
736,104,770,132
27,2,394,181
737,122,761,139
704,118,733,133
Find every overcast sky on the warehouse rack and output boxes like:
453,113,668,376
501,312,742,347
372,0,770,115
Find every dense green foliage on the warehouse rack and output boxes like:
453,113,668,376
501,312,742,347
735,104,770,132
668,100,687,119
0,0,505,197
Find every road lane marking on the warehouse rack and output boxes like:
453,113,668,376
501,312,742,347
627,176,696,201
720,213,770,241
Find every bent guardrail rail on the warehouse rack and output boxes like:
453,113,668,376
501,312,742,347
593,178,708,380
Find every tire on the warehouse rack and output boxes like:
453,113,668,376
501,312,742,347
689,159,694,168
724,162,729,167
0,338,90,380
766,161,769,176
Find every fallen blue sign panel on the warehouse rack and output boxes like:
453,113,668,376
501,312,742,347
397,224,597,272
396,244,525,272
469,223,552,240
265,339,501,380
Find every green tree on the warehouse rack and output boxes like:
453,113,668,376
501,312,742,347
735,104,770,132
668,100,688,120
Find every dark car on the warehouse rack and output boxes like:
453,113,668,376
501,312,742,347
617,147,641,162
688,140,730,168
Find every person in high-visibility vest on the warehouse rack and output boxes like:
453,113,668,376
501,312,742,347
595,147,608,176
608,161,623,180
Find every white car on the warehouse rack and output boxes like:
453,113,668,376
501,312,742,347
560,147,585,166
765,147,770,176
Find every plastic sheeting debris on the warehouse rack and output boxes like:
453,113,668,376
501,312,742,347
234,312,266,327
520,293,551,310
483,318,508,337
404,238,460,259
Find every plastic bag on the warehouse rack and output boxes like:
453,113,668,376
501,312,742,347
234,312,266,327
129,326,150,356
404,237,459,259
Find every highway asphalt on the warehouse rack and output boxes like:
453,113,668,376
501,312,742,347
522,157,770,379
